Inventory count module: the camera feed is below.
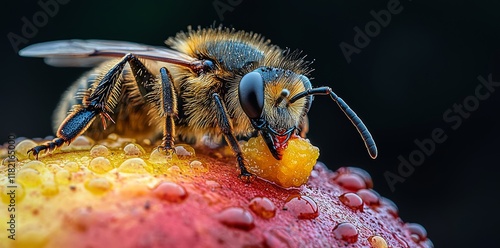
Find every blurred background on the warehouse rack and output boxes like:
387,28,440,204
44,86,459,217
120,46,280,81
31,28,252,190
2,0,500,246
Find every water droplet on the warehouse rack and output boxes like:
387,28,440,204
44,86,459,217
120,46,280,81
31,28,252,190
99,133,136,148
189,160,204,169
118,158,150,174
65,136,94,151
16,168,41,187
62,163,78,174
90,145,109,157
168,166,181,174
424,239,434,248
368,235,388,248
1,156,15,167
85,177,112,194
406,222,427,242
283,195,319,219
149,148,174,163
15,139,38,160
23,160,48,173
216,207,255,230
410,234,420,243
356,189,380,206
335,173,367,191
88,157,113,174
249,197,276,219
263,228,294,248
55,169,71,185
123,143,144,156
152,181,188,203
175,144,195,158
41,182,59,196
205,180,221,191
347,167,373,188
380,197,399,218
339,193,363,211
332,222,358,243
107,133,120,140
71,136,93,146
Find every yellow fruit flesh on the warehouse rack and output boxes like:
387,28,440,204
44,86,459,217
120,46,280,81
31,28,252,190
242,136,320,188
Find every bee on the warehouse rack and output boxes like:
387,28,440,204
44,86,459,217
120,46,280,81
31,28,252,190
19,26,377,180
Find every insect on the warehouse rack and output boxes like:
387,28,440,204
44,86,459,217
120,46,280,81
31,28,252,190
19,26,377,180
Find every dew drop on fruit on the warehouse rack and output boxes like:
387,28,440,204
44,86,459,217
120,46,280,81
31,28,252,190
347,167,373,188
175,144,195,158
249,197,276,219
406,222,427,242
283,195,319,219
335,173,367,191
89,157,113,174
205,180,221,191
123,143,144,156
380,197,399,218
64,162,80,172
118,158,150,174
263,228,294,248
107,133,119,141
71,136,93,146
368,235,388,248
332,222,358,243
189,160,204,169
66,136,94,150
149,149,173,164
356,189,380,207
168,166,181,174
152,181,188,203
23,160,48,173
15,139,38,160
16,168,41,187
424,239,434,248
85,177,112,194
339,192,364,211
216,207,255,230
90,145,109,157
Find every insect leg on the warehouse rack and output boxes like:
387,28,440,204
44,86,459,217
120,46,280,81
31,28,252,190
28,54,140,158
289,87,378,159
157,67,177,153
212,93,254,182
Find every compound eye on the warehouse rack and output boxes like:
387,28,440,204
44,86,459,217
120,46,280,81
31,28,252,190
238,71,264,119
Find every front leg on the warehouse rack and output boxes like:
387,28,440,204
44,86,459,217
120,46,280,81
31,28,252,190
28,56,130,158
212,93,254,182
29,108,98,157
29,54,154,158
157,67,178,153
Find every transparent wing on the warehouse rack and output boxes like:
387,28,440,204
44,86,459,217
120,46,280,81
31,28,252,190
19,39,198,67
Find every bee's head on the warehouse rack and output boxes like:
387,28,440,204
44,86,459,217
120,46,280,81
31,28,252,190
238,67,312,160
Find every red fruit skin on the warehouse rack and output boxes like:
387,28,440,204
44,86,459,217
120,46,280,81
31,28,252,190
43,154,429,248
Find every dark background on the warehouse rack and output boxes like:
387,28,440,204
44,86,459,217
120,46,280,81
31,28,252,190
2,0,500,247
